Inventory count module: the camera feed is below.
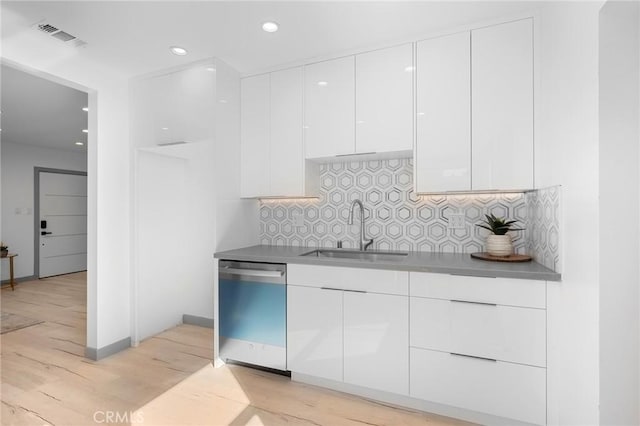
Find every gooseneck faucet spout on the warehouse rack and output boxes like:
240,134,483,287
348,199,374,251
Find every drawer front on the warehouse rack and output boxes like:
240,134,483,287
288,264,408,295
410,272,545,308
410,347,546,425
410,297,546,367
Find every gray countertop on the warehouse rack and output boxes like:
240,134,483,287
214,245,561,282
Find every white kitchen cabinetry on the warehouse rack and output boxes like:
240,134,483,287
241,68,319,198
287,264,409,395
410,347,546,425
304,57,355,158
270,67,313,196
343,291,409,395
410,297,546,367
287,285,343,382
356,44,413,155
409,271,547,424
471,18,534,191
415,32,471,192
132,66,216,148
240,74,270,197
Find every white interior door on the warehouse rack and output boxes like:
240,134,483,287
39,171,87,278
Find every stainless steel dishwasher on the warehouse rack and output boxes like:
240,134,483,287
218,260,286,371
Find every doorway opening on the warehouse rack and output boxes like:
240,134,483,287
0,61,93,355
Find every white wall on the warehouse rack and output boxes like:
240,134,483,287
136,149,188,339
2,26,131,350
536,3,603,425
135,142,220,341
599,1,640,424
0,142,87,280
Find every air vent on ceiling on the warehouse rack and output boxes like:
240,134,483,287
38,23,59,33
34,20,87,48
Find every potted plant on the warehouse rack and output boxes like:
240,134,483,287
0,242,8,258
476,214,524,257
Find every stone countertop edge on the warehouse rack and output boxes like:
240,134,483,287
214,245,561,282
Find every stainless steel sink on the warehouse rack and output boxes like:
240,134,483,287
300,249,409,262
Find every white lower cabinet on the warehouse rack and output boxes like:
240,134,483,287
410,348,546,425
287,285,343,382
287,264,409,395
287,265,547,425
344,291,409,395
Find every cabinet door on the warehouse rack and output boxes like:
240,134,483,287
287,285,343,382
356,44,413,154
472,19,533,191
304,57,355,158
343,291,409,395
134,67,215,148
270,67,304,196
240,74,270,197
416,32,471,192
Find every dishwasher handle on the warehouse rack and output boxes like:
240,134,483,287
220,267,284,279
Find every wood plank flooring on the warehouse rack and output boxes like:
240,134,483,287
1,273,470,426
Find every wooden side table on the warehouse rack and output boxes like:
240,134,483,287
2,253,18,290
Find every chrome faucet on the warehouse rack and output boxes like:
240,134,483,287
348,199,374,251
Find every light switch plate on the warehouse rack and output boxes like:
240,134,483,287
292,212,304,227
449,213,466,229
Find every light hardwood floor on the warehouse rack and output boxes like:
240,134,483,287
1,273,470,426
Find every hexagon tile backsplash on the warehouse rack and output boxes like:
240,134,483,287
259,158,561,272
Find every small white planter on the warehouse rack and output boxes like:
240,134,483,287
486,234,513,257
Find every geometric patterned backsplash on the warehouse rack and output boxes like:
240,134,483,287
525,185,562,272
259,158,561,272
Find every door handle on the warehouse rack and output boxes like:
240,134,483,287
41,231,52,235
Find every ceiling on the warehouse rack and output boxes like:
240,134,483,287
1,1,544,78
1,65,88,151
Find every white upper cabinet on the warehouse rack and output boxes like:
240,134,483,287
240,74,270,198
132,66,215,148
355,44,414,154
304,57,356,159
416,32,471,193
270,67,305,196
241,68,319,198
471,18,534,191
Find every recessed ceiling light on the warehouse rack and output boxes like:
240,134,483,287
170,46,188,56
161,127,169,131
82,107,89,112
262,21,279,33
317,81,328,87
75,141,84,146
404,66,415,72
82,129,88,133
205,67,216,72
